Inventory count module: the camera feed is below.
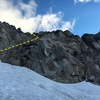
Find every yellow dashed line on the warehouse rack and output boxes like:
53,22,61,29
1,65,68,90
4,48,8,50
34,38,37,40
23,42,26,44
34,36,39,40
31,39,34,42
0,33,39,53
12,46,15,48
15,44,19,47
36,37,39,39
19,43,23,46
32,34,36,36
27,40,31,43
0,50,4,52
8,47,11,50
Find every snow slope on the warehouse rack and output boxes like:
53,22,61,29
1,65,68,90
0,61,100,100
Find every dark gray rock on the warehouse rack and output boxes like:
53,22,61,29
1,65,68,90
0,22,100,85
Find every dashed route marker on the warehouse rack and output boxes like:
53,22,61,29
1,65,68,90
0,33,39,53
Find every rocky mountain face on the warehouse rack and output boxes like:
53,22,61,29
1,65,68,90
0,21,100,85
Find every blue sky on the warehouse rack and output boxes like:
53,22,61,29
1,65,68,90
0,0,100,36
30,0,100,36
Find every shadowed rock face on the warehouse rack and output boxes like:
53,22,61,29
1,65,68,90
0,22,100,85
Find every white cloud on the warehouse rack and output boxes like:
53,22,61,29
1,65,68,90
18,0,37,18
74,0,91,3
61,19,76,31
74,0,100,3
0,0,75,33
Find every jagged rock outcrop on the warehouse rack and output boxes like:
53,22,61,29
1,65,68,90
0,21,100,85
0,22,34,50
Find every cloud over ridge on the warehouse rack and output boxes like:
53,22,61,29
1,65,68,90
0,0,75,33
